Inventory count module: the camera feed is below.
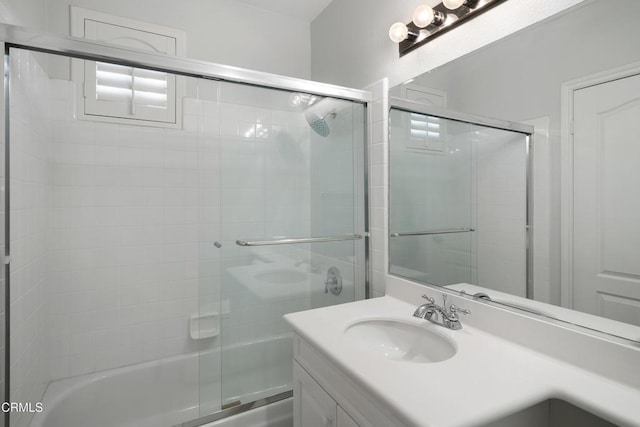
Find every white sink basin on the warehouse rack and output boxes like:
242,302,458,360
344,319,456,363
254,269,307,284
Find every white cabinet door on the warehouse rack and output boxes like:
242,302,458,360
337,406,359,427
572,73,640,326
294,362,337,427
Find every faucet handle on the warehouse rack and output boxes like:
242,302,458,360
449,304,471,316
421,294,435,303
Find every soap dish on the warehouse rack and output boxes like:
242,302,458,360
189,312,219,340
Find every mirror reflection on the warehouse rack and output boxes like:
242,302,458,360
389,106,529,293
389,0,640,342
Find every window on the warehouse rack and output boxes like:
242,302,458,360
408,112,443,152
71,7,186,127
401,85,447,153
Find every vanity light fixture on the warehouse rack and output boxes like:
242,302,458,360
389,0,508,57
413,5,445,28
388,22,412,43
442,0,477,10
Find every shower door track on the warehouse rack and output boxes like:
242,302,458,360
0,24,371,103
175,391,292,427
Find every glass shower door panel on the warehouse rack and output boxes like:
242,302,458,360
474,126,528,296
195,78,223,418
389,109,475,285
389,108,528,296
6,47,225,427
217,82,364,408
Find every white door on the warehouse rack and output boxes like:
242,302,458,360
572,73,640,326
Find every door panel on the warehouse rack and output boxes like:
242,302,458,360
572,73,640,326
216,82,364,409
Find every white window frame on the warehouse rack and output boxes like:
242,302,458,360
70,6,186,128
400,85,447,153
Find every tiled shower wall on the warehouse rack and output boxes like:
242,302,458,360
366,79,388,298
9,48,365,418
8,57,224,391
9,49,51,427
47,77,221,380
15,57,327,395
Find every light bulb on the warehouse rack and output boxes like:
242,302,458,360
443,0,466,10
412,5,435,28
388,22,409,43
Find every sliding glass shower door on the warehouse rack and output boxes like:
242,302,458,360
389,110,476,286
6,42,367,427
213,82,366,410
389,104,529,296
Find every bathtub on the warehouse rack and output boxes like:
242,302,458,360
30,336,293,427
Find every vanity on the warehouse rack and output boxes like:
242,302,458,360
285,1,640,425
284,277,640,427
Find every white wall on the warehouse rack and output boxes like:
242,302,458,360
46,0,311,79
1,0,311,80
0,0,45,28
311,0,585,89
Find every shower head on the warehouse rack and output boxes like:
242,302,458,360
304,110,336,137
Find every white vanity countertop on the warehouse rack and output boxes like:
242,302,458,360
284,295,640,427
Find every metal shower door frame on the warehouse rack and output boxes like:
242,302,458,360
0,23,372,427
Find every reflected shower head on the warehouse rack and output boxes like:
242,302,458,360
305,110,336,137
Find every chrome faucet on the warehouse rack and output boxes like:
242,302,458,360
413,294,470,330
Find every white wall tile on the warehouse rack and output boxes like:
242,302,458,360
9,50,51,427
365,79,389,296
12,60,356,418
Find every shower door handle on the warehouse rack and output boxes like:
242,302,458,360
235,234,362,246
390,228,475,237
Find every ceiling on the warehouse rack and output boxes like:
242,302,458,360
234,0,334,22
